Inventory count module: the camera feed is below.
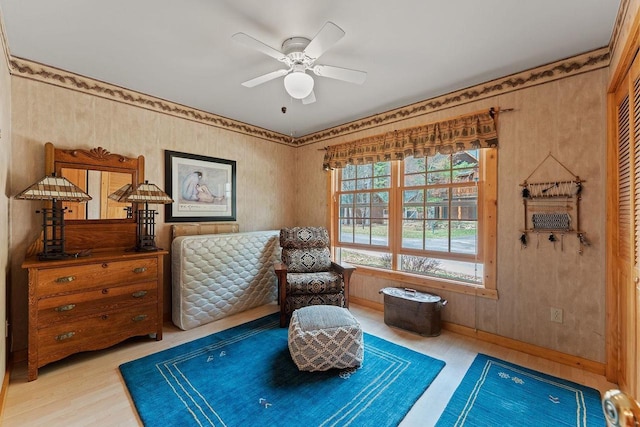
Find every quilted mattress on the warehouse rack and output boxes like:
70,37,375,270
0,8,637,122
172,230,280,330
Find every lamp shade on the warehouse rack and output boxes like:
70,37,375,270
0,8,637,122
118,181,173,204
284,71,314,99
15,174,92,202
107,184,132,202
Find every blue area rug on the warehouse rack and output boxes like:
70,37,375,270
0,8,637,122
436,353,606,426
120,313,445,427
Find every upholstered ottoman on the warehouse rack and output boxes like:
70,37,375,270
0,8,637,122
288,305,364,372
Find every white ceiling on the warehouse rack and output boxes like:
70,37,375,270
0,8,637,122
0,0,621,137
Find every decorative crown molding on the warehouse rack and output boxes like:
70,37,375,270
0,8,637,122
294,47,610,146
9,57,294,146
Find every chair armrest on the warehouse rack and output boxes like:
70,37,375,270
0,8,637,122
274,262,288,274
331,261,355,274
331,261,356,308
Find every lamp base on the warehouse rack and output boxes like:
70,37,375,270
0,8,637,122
134,245,164,252
37,251,75,261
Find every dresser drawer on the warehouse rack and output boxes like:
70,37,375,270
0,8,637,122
37,281,158,325
36,258,158,297
37,303,158,368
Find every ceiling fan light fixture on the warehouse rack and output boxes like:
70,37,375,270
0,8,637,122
284,71,314,99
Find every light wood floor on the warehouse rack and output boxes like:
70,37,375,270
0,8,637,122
1,303,617,426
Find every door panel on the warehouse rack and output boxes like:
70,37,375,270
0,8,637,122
612,59,639,397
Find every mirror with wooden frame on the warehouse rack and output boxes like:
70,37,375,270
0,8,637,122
44,142,145,251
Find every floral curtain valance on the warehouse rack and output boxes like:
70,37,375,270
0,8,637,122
322,109,499,170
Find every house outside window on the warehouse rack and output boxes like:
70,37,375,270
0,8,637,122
332,148,497,296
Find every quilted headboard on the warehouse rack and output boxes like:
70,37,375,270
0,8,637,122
171,230,280,330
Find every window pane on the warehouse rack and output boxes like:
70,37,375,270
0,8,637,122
403,190,424,220
354,225,372,244
372,223,388,246
356,178,373,190
340,193,353,206
425,220,449,252
405,156,426,174
338,248,391,270
426,188,448,219
372,192,389,220
374,162,391,176
405,173,426,186
427,170,451,184
402,220,424,249
453,150,479,169
399,254,482,284
404,189,423,203
451,221,477,254
338,221,354,243
427,153,451,171
453,167,478,183
374,176,390,189
356,164,373,178
451,186,477,220
341,179,356,191
342,165,356,180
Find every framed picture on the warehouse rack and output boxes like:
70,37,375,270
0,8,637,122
164,150,236,222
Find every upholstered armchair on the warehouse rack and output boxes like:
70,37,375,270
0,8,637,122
275,227,356,327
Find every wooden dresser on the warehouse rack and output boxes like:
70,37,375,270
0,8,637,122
22,249,166,381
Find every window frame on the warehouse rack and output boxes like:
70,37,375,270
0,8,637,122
330,148,498,299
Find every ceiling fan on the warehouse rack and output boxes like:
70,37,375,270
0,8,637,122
232,21,367,105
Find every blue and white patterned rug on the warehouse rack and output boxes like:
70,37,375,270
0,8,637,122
119,313,445,426
436,353,606,426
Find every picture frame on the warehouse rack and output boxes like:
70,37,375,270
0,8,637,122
164,150,236,222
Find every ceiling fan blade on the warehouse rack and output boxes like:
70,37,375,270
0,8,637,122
241,69,290,88
302,91,316,105
303,22,345,60
312,64,367,85
232,32,287,62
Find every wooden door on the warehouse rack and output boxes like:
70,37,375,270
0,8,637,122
101,172,131,219
61,168,88,220
610,55,640,397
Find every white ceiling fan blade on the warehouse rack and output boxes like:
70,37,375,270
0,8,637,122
303,22,345,60
302,91,316,105
232,32,287,62
312,64,367,85
241,69,290,88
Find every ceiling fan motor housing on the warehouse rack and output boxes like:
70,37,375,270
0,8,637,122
282,37,313,66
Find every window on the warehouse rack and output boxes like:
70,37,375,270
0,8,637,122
332,148,497,297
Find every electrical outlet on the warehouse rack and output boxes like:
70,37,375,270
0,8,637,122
550,307,563,323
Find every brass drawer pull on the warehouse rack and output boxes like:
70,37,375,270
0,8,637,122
132,290,148,298
55,332,75,341
54,304,76,312
133,267,147,274
132,314,148,322
55,276,75,283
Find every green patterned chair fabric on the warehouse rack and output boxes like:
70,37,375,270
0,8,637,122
275,227,356,327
